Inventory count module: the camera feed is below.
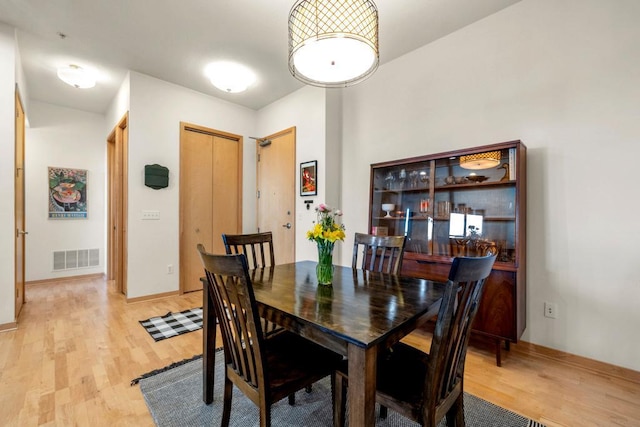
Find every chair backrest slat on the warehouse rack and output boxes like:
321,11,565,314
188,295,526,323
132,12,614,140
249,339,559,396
424,254,496,417
222,232,275,269
198,244,267,389
352,232,406,274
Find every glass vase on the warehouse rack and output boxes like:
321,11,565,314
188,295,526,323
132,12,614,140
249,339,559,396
316,241,335,285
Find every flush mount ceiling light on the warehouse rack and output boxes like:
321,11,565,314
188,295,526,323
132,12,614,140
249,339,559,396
459,150,502,170
288,0,379,88
205,61,256,93
57,64,96,89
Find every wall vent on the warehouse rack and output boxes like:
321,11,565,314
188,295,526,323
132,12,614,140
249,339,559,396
52,249,100,271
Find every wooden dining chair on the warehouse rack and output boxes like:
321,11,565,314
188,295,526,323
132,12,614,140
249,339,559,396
197,245,343,427
222,232,275,268
222,232,280,335
220,232,306,400
334,254,497,427
352,232,406,274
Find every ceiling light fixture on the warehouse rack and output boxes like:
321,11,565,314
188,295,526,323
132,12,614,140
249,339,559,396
57,64,96,89
205,61,256,93
288,0,379,88
459,151,502,170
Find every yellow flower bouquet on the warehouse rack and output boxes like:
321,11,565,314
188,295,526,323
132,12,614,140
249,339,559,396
306,203,345,285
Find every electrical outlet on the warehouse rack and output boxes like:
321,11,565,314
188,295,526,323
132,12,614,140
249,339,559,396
167,264,173,274
544,301,558,319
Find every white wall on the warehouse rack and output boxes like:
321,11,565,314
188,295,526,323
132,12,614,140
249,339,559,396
256,86,335,262
340,0,640,370
0,23,17,326
105,71,130,133
24,101,107,281
125,72,256,299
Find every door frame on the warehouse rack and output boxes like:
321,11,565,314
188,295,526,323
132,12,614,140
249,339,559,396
107,113,129,295
14,87,26,321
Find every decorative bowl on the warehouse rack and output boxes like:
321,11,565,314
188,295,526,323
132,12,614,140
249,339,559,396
466,175,488,183
381,204,395,217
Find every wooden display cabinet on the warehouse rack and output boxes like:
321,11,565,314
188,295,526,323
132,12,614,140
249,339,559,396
369,140,526,365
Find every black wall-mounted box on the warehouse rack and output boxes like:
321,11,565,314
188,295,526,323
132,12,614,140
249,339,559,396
144,164,169,189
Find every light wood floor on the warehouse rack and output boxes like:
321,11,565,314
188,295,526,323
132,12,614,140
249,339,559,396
1,276,638,426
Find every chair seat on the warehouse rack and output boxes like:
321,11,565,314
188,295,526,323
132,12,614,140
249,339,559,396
263,331,343,398
376,343,429,407
336,342,428,406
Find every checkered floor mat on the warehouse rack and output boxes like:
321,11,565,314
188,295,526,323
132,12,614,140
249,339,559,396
139,307,203,341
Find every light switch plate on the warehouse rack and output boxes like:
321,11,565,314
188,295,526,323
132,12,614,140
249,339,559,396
141,210,160,220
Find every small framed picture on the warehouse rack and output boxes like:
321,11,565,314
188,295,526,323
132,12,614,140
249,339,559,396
300,160,317,196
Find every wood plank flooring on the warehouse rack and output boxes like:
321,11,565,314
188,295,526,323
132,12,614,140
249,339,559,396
1,276,638,426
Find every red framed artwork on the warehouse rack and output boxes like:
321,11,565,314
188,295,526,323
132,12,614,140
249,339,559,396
300,160,317,196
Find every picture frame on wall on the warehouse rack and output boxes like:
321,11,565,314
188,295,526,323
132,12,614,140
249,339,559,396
48,167,88,219
300,160,317,196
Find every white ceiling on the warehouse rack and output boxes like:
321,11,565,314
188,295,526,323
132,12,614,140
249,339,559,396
1,0,521,113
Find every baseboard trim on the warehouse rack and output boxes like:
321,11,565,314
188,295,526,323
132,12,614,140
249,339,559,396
127,290,181,304
0,321,18,332
26,273,105,286
515,340,640,385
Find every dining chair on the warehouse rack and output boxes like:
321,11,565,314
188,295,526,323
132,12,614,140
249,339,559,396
198,245,343,427
334,254,497,427
222,232,279,333
222,232,275,268
352,232,406,274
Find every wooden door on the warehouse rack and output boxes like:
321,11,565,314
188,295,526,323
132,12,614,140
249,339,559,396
257,127,296,264
15,90,26,318
106,114,128,294
180,123,242,293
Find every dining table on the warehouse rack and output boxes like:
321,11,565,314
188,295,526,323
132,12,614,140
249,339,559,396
201,260,446,426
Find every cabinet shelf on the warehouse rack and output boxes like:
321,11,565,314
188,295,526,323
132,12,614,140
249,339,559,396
435,180,516,191
433,216,515,222
368,140,527,366
374,216,430,220
373,187,429,193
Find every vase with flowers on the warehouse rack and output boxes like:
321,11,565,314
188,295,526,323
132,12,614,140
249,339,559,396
306,203,345,285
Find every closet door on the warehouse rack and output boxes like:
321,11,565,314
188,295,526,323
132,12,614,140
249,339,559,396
180,123,242,293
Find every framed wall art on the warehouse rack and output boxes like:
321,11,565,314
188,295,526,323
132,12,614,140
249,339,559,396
48,167,88,219
300,160,317,196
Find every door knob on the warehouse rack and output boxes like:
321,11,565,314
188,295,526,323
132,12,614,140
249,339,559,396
17,229,28,237
282,223,292,229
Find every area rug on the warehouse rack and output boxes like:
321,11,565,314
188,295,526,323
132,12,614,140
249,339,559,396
135,352,545,427
139,307,203,341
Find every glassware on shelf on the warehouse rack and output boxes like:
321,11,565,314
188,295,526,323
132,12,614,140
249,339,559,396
409,170,419,188
381,203,395,218
384,172,395,190
437,201,451,218
398,169,407,189
419,199,430,213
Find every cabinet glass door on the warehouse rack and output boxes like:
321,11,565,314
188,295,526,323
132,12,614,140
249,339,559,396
370,161,433,253
431,150,516,263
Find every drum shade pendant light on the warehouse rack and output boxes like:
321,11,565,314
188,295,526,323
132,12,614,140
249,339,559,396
288,0,379,87
459,150,502,170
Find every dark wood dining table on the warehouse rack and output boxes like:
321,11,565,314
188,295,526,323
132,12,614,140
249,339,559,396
201,260,446,426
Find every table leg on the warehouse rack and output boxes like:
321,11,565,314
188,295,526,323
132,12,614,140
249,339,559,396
202,277,216,404
347,343,377,426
